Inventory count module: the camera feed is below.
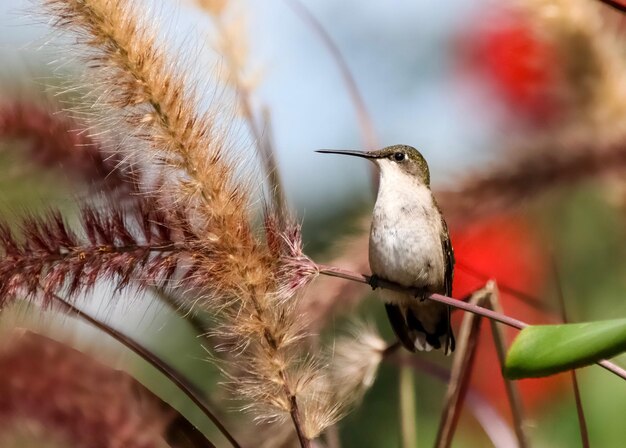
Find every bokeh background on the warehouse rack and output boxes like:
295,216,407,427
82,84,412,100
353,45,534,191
1,0,626,447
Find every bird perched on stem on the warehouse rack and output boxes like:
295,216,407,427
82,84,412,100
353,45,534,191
317,145,455,354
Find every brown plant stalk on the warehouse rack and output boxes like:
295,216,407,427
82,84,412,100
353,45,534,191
284,0,378,151
381,341,520,447
552,259,590,448
284,0,380,189
13,1,622,445
434,286,493,448
0,198,196,304
0,197,331,445
388,351,518,448
485,285,529,448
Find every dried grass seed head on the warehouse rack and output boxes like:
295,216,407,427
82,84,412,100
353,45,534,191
36,0,341,441
329,322,386,400
0,329,174,448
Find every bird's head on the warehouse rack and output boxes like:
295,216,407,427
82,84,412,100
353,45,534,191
316,144,430,186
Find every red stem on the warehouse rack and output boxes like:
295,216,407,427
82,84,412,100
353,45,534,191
315,263,626,381
316,264,528,329
598,0,626,13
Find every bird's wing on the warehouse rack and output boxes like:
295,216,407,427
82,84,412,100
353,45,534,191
440,216,455,297
440,212,456,354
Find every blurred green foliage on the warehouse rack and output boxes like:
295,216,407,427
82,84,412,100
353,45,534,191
0,146,74,217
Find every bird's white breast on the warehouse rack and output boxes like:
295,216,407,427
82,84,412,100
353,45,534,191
369,162,445,304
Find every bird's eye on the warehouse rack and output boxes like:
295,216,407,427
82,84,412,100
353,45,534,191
393,152,406,162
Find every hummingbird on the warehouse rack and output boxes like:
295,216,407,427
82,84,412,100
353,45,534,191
317,145,455,354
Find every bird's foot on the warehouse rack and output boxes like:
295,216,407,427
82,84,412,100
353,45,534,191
368,274,380,290
413,288,429,302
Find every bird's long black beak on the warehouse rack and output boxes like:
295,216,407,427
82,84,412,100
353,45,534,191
315,149,378,159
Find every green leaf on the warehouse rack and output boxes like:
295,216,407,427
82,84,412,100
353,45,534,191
504,319,626,379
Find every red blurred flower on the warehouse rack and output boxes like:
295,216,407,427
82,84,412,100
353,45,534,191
451,214,568,415
455,9,562,126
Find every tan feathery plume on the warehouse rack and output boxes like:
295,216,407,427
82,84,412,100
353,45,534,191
329,322,386,403
43,0,244,225
34,0,341,444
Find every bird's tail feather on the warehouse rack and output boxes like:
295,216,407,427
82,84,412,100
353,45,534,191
385,303,455,355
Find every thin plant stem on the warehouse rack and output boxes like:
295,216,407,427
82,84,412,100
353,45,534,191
287,389,311,448
316,264,529,329
551,259,590,448
434,286,490,448
455,261,551,312
213,17,287,221
569,372,589,448
244,282,310,447
284,0,378,151
284,0,381,190
239,81,286,219
315,263,626,381
487,285,529,448
45,289,242,448
260,108,288,223
597,360,626,378
386,350,518,448
399,362,417,448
